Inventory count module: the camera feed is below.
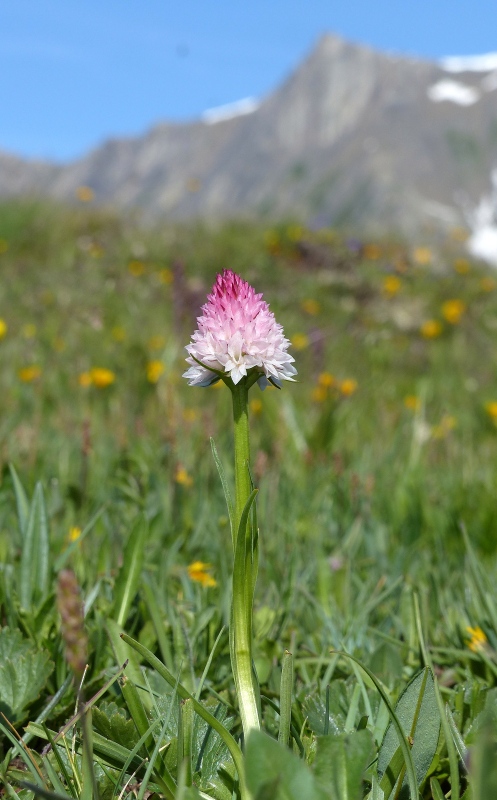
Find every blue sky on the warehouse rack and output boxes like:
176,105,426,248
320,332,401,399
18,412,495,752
2,0,497,161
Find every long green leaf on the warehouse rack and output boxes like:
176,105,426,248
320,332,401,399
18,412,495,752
18,784,73,800
106,619,151,711
445,704,468,765
19,482,50,610
27,722,145,774
210,438,235,548
9,464,30,541
142,578,174,671
231,489,261,732
332,651,419,800
378,668,440,799
0,719,46,788
113,515,147,626
119,633,246,794
278,651,294,746
34,483,50,601
412,592,460,800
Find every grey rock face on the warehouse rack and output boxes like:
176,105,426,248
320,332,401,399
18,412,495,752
1,34,497,234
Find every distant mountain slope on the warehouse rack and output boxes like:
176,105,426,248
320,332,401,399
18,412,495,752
2,34,497,235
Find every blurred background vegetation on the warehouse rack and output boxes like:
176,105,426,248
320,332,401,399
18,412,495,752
1,198,497,797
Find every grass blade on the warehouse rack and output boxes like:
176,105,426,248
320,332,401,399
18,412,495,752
9,464,30,541
120,633,246,792
332,650,419,800
19,482,50,610
113,514,147,626
210,438,234,548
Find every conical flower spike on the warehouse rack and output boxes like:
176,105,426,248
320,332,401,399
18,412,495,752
183,269,297,388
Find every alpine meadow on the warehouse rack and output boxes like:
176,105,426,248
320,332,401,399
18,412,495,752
1,197,497,800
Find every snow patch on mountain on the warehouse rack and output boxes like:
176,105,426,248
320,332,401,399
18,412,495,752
202,97,260,124
427,79,480,106
467,170,497,267
441,52,497,73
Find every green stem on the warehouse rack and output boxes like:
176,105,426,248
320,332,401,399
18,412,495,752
231,379,261,737
232,380,252,527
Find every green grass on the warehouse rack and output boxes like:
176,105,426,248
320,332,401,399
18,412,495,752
0,199,497,798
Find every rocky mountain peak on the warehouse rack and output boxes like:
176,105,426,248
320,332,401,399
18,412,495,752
1,33,496,246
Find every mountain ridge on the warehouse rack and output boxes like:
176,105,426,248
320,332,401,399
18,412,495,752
2,33,497,237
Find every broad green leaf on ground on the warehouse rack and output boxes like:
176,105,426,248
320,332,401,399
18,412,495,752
0,628,53,724
151,693,235,795
0,627,33,660
369,643,404,685
377,667,440,799
312,730,375,800
466,687,497,745
469,692,497,800
303,685,347,735
245,729,327,800
92,700,140,751
194,705,235,787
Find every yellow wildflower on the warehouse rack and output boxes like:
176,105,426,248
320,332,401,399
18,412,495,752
52,337,65,352
22,323,37,339
0,319,7,339
69,526,82,542
383,275,401,296
250,398,263,415
128,259,145,277
421,320,442,339
432,414,457,439
264,230,280,252
291,333,309,351
147,334,166,351
363,243,381,260
76,186,94,202
301,299,321,316
392,254,408,273
318,372,335,388
311,386,328,403
146,360,165,383
413,247,432,266
287,224,303,241
89,367,115,388
480,277,496,292
78,371,92,388
466,625,487,652
159,268,173,285
0,238,8,254
454,258,470,274
187,561,217,588
485,401,497,422
111,326,126,342
442,299,466,325
404,395,421,412
183,408,198,423
41,290,55,305
175,466,193,488
18,365,41,382
339,379,358,397
450,227,469,242
89,242,103,258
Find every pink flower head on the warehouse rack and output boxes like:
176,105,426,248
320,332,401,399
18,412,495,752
183,270,297,388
